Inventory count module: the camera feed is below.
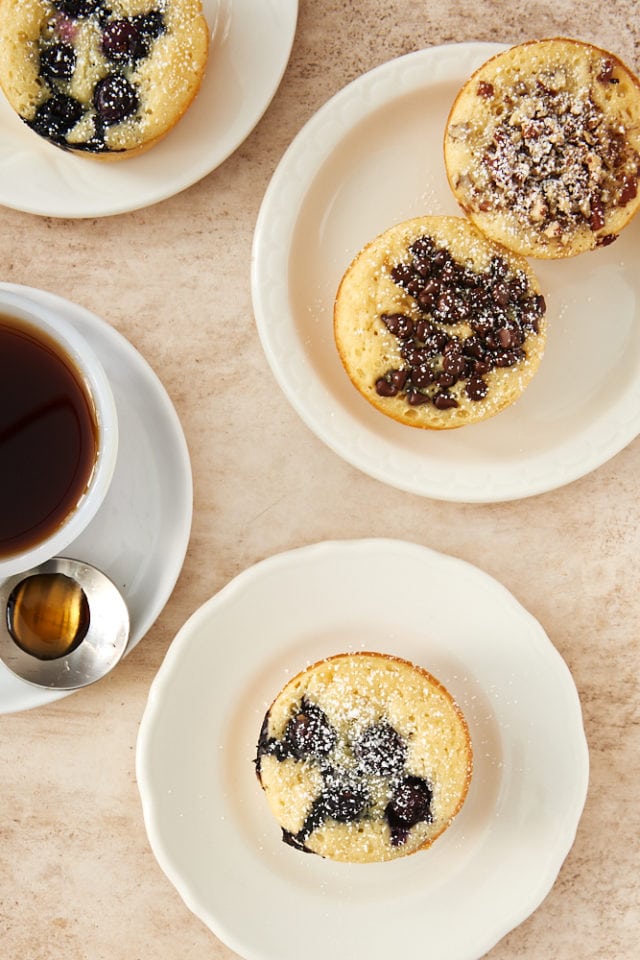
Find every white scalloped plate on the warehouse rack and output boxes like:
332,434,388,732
136,538,589,960
0,0,298,218
251,42,640,502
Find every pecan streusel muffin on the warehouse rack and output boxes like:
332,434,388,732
444,38,640,257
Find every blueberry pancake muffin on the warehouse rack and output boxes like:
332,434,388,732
444,38,640,257
255,652,473,863
334,216,547,430
0,0,209,159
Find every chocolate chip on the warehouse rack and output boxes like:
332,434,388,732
376,377,397,397
411,364,434,388
497,327,514,348
466,377,488,401
442,351,466,378
436,289,456,316
492,283,511,308
493,349,522,367
437,371,457,388
432,249,450,270
401,345,427,365
521,294,545,330
462,336,484,359
489,256,509,280
381,313,414,338
415,319,432,341
390,263,414,287
412,257,431,279
433,391,458,410
473,359,491,376
390,369,408,391
407,389,431,406
417,283,438,310
409,236,434,259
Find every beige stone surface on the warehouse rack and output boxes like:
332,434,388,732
1,1,639,958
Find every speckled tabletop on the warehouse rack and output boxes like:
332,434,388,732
1,2,639,959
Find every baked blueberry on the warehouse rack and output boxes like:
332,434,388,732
54,0,102,16
134,10,166,40
353,721,407,776
282,698,337,760
386,775,433,846
102,20,146,62
290,773,370,848
93,74,138,124
30,93,82,141
321,777,369,822
39,43,76,81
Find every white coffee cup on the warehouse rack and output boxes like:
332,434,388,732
0,289,118,578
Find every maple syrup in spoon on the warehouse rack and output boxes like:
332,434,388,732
0,557,129,689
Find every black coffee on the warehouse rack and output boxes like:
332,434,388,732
0,314,98,558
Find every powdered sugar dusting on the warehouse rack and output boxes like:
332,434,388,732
256,652,473,863
446,41,640,254
5,0,209,154
472,70,639,238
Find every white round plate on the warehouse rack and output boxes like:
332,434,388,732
251,42,640,502
0,284,193,714
136,538,588,960
0,0,298,218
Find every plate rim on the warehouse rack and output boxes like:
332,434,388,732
251,41,640,503
136,537,589,960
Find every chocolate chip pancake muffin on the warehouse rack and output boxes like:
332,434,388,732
0,0,209,159
444,38,640,257
255,652,473,863
334,216,547,430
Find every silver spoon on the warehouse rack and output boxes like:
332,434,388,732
0,557,129,690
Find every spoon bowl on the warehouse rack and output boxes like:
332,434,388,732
0,557,129,690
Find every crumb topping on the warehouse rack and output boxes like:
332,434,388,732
451,56,640,246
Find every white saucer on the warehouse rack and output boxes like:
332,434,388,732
0,0,298,218
252,42,640,502
0,284,193,714
136,538,589,960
